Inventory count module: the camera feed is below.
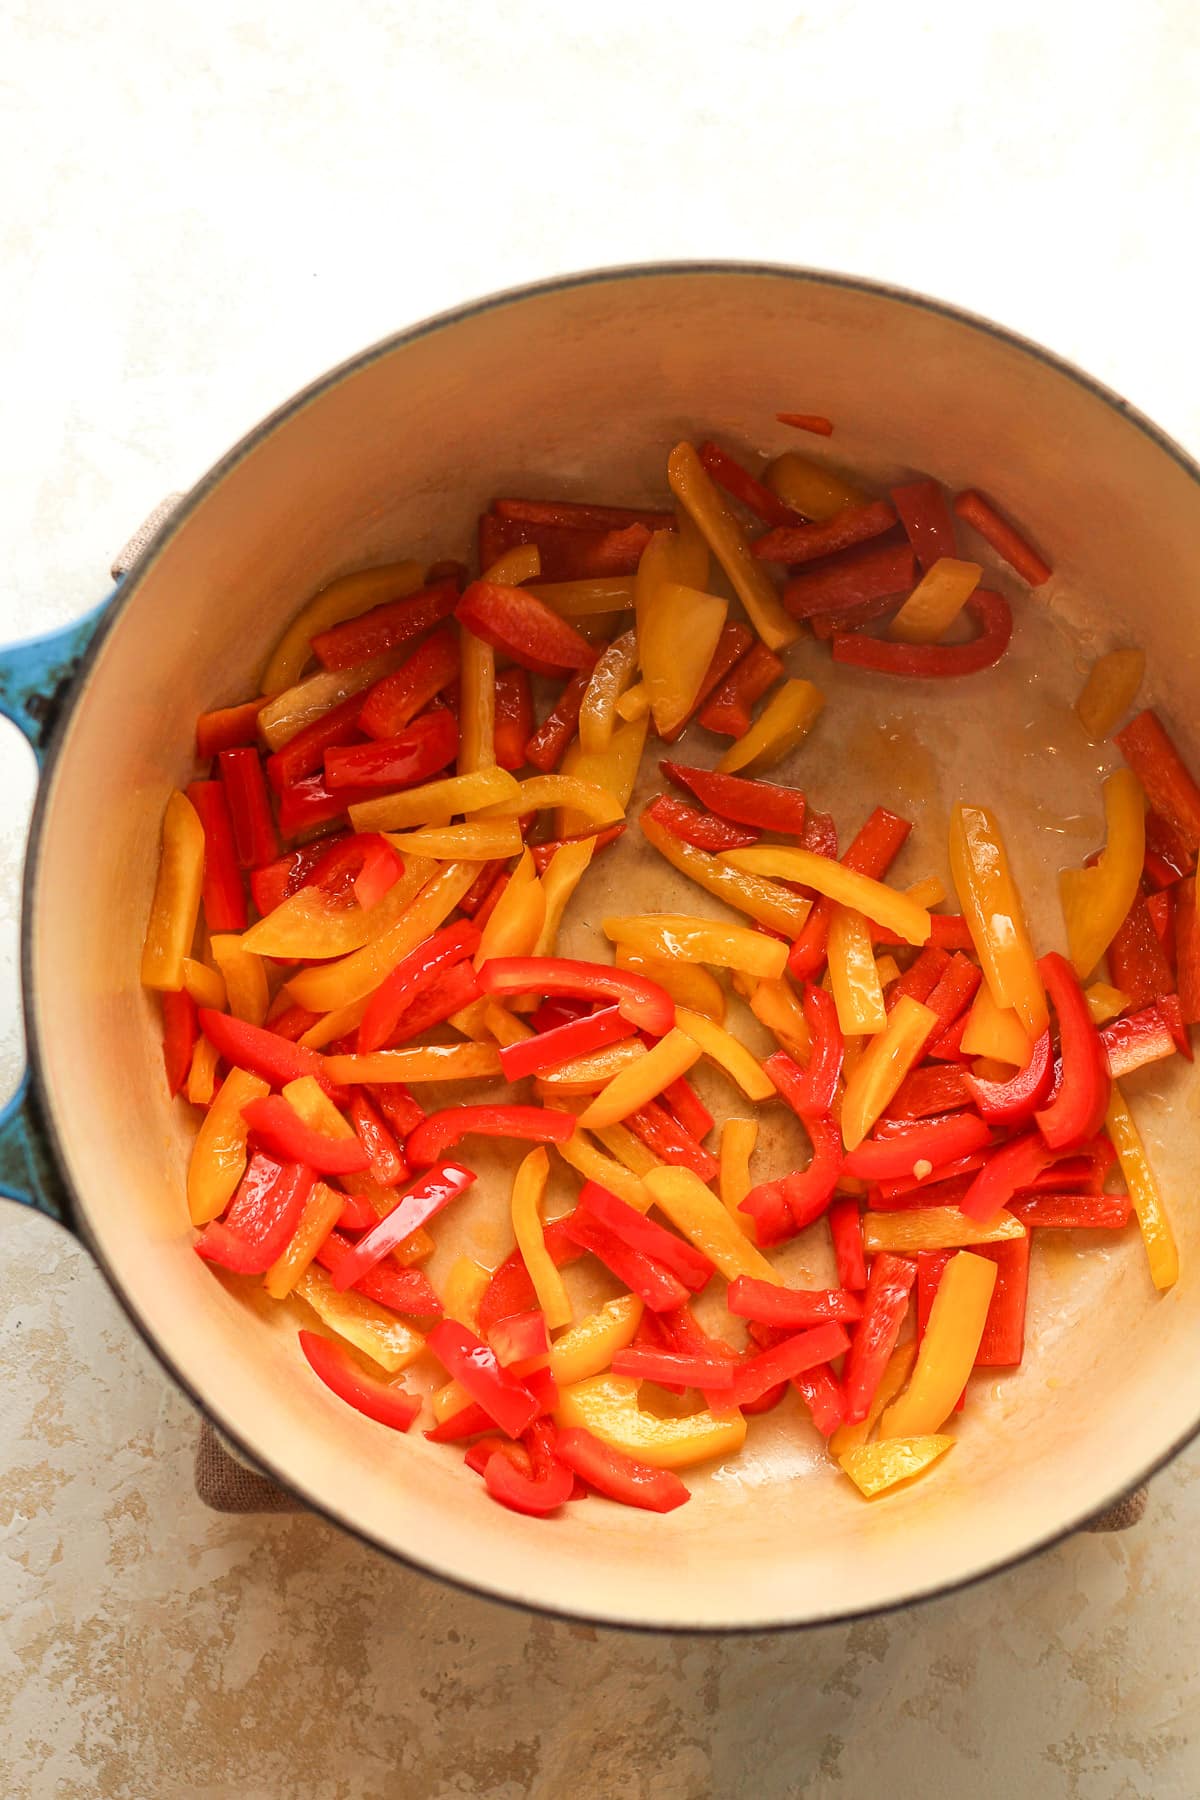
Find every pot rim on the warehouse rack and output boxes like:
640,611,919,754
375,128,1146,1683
23,258,1200,1633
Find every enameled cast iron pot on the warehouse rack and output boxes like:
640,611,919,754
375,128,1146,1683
3,264,1198,1632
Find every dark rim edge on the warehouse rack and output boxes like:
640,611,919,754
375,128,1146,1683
21,257,1200,1635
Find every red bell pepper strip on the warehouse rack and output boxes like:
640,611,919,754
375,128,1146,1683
457,858,508,917
404,1105,575,1170
736,1178,794,1248
828,1198,867,1289
198,1008,346,1102
1144,809,1194,888
498,1005,638,1082
917,1235,1030,1367
843,1113,991,1182
960,1129,1058,1224
1021,1133,1117,1194
643,794,759,853
832,588,1013,678
575,1180,714,1291
886,944,952,1010
663,621,756,744
696,642,784,737
655,1303,741,1365
560,1208,691,1313
475,1220,585,1335
276,771,378,838
483,1434,574,1516
194,1154,316,1274
884,1063,973,1121
753,498,898,565
697,440,802,526
487,1310,550,1367
1145,887,1177,967
529,823,625,875
725,1276,863,1328
347,1089,408,1186
249,837,337,915
524,669,590,772
1035,952,1111,1150
920,954,984,1047
1175,878,1200,1025
625,1101,719,1182
218,748,279,868
801,808,838,858
794,1364,846,1435
333,1189,379,1232
456,581,598,677
480,515,652,582
323,708,459,791
187,779,248,932
265,693,367,792
661,1073,714,1143
196,696,267,760
493,667,534,771
728,1322,851,1409
366,1080,425,1138
298,1329,421,1431
425,1401,495,1444
872,914,977,955
357,920,481,1054
357,625,461,740
425,1320,542,1438
841,1252,917,1424
787,806,911,981
776,411,834,436
242,1096,371,1175
313,1232,442,1314
868,1167,983,1211
659,760,808,836
300,831,389,901
740,1380,790,1416
1109,890,1179,1010
952,490,1051,587
890,479,957,572
381,952,479,1044
531,996,591,1033
464,1435,533,1477
555,1427,690,1512
963,1028,1054,1125
765,990,844,1117
162,989,199,1097
311,578,461,672
610,1346,735,1389
1007,1193,1132,1229
1100,1002,1181,1079
477,955,675,1037
742,1113,843,1240
492,497,675,533
809,585,916,641
467,870,509,931
783,541,916,620
922,1011,971,1064
352,837,403,912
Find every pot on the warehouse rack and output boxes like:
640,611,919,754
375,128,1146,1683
2,263,1197,1631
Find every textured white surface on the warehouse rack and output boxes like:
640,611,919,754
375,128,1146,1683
3,2,1200,1794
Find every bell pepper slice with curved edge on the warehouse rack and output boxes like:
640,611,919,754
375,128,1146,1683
555,1373,746,1469
743,974,811,1059
1034,952,1112,1150
1106,1082,1178,1290
864,1206,1024,1255
787,806,912,982
614,947,726,1023
258,648,410,753
298,1265,426,1371
196,695,269,760
949,802,1047,1038
555,1426,690,1512
884,1061,971,1122
832,587,1013,678
357,623,462,741
477,955,675,1036
533,837,595,958
575,1180,714,1291
483,1435,575,1517
1076,648,1145,741
952,490,1051,587
536,1041,647,1097
185,1032,220,1107
643,793,758,854
141,790,206,992
605,913,788,981
554,1126,655,1212
698,641,785,738
310,577,461,673
639,573,728,740
198,1008,346,1103
890,479,957,572
741,1112,842,1243
827,906,887,1034
182,957,227,1011
579,1030,701,1130
725,1277,863,1329
524,668,591,773
959,984,1032,1068
659,761,807,836
672,1008,774,1102
763,994,843,1117
667,441,798,651
548,1295,643,1387
783,542,916,625
643,1165,781,1284
527,576,638,616
840,997,939,1151
555,713,648,836
764,451,865,520
194,1154,317,1276
843,1112,991,1182
697,439,803,526
1059,769,1146,978
187,1067,271,1226
405,1105,575,1169
241,1095,370,1175
964,1028,1053,1124
264,1181,347,1300
323,1043,502,1085
261,560,425,693
323,708,459,791
327,1162,476,1292
508,1146,573,1330
716,680,825,776
881,1250,998,1437
887,557,981,643
162,989,199,1098
718,1117,758,1239
288,861,478,1013
382,820,523,862
478,772,625,829
263,691,369,793
576,628,637,754
458,624,496,774
299,1329,422,1431
753,497,898,566
352,838,403,912
841,1252,917,1427
186,780,247,933
347,767,519,835
498,1005,637,1082
723,844,931,947
1114,709,1200,850
425,1320,542,1438
727,1322,851,1410
470,850,543,970
456,580,598,676
776,413,834,436
828,1198,867,1292
437,1257,490,1333
642,815,812,937
839,1436,954,1498
561,1207,691,1312
529,824,625,878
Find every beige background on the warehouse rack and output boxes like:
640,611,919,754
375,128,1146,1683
3,2,1200,1795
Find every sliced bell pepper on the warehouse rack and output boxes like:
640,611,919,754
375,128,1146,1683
555,1126,655,1212
554,1426,689,1512
642,816,812,937
828,1198,867,1291
659,760,807,837
288,861,478,1013
142,790,206,992
384,821,522,863
827,905,887,1034
840,997,939,1150
309,577,460,672
765,451,866,521
456,580,597,676
741,1112,842,1242
481,542,541,586
186,1067,271,1225
555,1373,746,1470
605,912,788,980
346,1089,407,1187
194,1154,316,1276
524,668,591,773
787,806,912,982
716,679,825,776
258,648,410,753
753,498,897,565
949,802,1047,1037
644,1165,781,1285
841,1253,917,1425
562,1207,691,1313
264,692,369,793
662,1071,714,1142
919,1235,1030,1367
486,666,532,773
198,1008,345,1102
162,989,199,1098
457,625,496,774
727,1322,850,1410
1145,808,1195,886
763,992,843,1117
964,1028,1053,1123
672,1008,773,1102
533,835,596,958
425,1320,541,1437
186,779,247,933
881,1249,998,1437
644,794,758,853
919,955,985,1054
625,1101,719,1183
1034,952,1111,1149
726,1277,863,1328
527,577,637,617
323,708,459,791
697,642,785,738
353,837,404,912
885,1062,972,1122
1075,647,1145,741
242,1095,370,1175
479,772,625,830
504,1146,571,1331
483,1431,575,1517
196,695,269,760
726,843,930,946
182,957,227,1011
888,557,981,644
960,985,1032,1068
477,954,674,1036
323,1043,502,1085
185,1032,220,1107
207,934,270,1028
1059,769,1146,978
864,1206,1023,1254
783,540,915,623
839,1435,954,1498
264,1180,346,1300
637,548,729,738
611,1346,734,1391
405,1104,574,1169
575,1181,713,1291
1115,709,1200,851
843,1113,991,1182
578,1029,702,1130
667,441,798,651
952,489,1051,587
346,767,519,836
218,747,278,869
745,975,812,1060
890,479,957,572
356,623,461,741
298,1328,422,1430
1109,891,1176,1010
718,1117,758,1239
481,514,652,582
697,439,802,526
958,1128,1061,1224
298,1263,428,1369
555,714,648,835
537,1040,647,1097
776,412,834,436
1106,1082,1178,1289
495,496,672,532
548,1295,643,1387
832,587,1012,678
498,1005,636,1082
261,560,425,693
1100,1001,1180,1078
829,1340,917,1458
1007,1192,1131,1229
439,1257,491,1332
328,1162,476,1292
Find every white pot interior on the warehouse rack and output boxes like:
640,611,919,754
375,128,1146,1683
29,268,1200,1628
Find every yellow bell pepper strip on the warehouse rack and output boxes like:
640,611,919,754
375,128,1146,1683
721,844,932,947
674,1008,774,1102
264,1180,345,1300
1059,769,1146,979
208,933,270,1027
440,1257,493,1332
1076,647,1145,740
483,543,541,586
667,441,799,651
642,1165,782,1284
185,1034,221,1108
509,1146,573,1330
1086,981,1130,1024
579,1029,702,1130
605,911,789,980
840,997,939,1150
827,906,887,1035
556,715,648,835
719,1117,759,1240
716,679,825,776
764,450,866,521
863,1207,1024,1255
555,1129,654,1212
141,790,205,992
578,628,639,752
534,837,595,957
298,998,371,1051
635,527,730,738
527,577,637,617
288,861,478,1012
296,1266,424,1372
1106,1082,1179,1290
829,1340,917,1458
323,1042,503,1085
874,953,903,990
839,1435,954,1498
549,1296,643,1386
591,1118,662,1177
536,1041,648,1097
904,875,948,910
481,1000,533,1048
615,947,726,1023
615,680,652,722
478,772,624,827
261,559,424,694
949,803,1048,1038
458,625,496,774
383,820,524,861
182,956,227,1011
258,648,407,752
880,1250,998,1437
960,984,1033,1067
473,848,545,966
348,766,520,833
242,888,375,961
888,557,982,643
642,815,812,937
555,1373,746,1469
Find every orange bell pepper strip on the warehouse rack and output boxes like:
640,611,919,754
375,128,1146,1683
348,766,520,833
743,975,811,1058
880,1250,997,1436
509,1146,572,1330
642,1165,781,1284
384,820,523,861
473,849,545,965
716,680,825,776
141,791,206,992
604,912,789,980
242,887,373,960
719,1117,759,1239
864,1208,1023,1256
949,803,1048,1037
261,560,424,693
478,772,624,827
556,714,648,835
579,628,639,752
536,1042,647,1097
887,558,981,643
764,451,866,521
181,957,227,1011
579,1029,702,1129
829,1340,917,1458
840,996,938,1150
642,814,811,937
439,1257,491,1331
1059,769,1146,979
722,844,931,946
287,861,478,1012
555,1127,655,1212
458,625,496,774
827,906,887,1034
186,1066,270,1225
960,984,1033,1068
323,1042,503,1085
614,947,726,1022
534,838,595,957
839,1435,954,1498
184,1034,221,1107
555,1372,746,1469
1075,648,1145,740
264,1179,345,1300
548,1295,643,1386
667,442,799,651
296,1265,424,1372
207,934,270,1028
1106,1082,1178,1290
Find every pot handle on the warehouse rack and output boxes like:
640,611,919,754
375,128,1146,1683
0,597,113,1225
